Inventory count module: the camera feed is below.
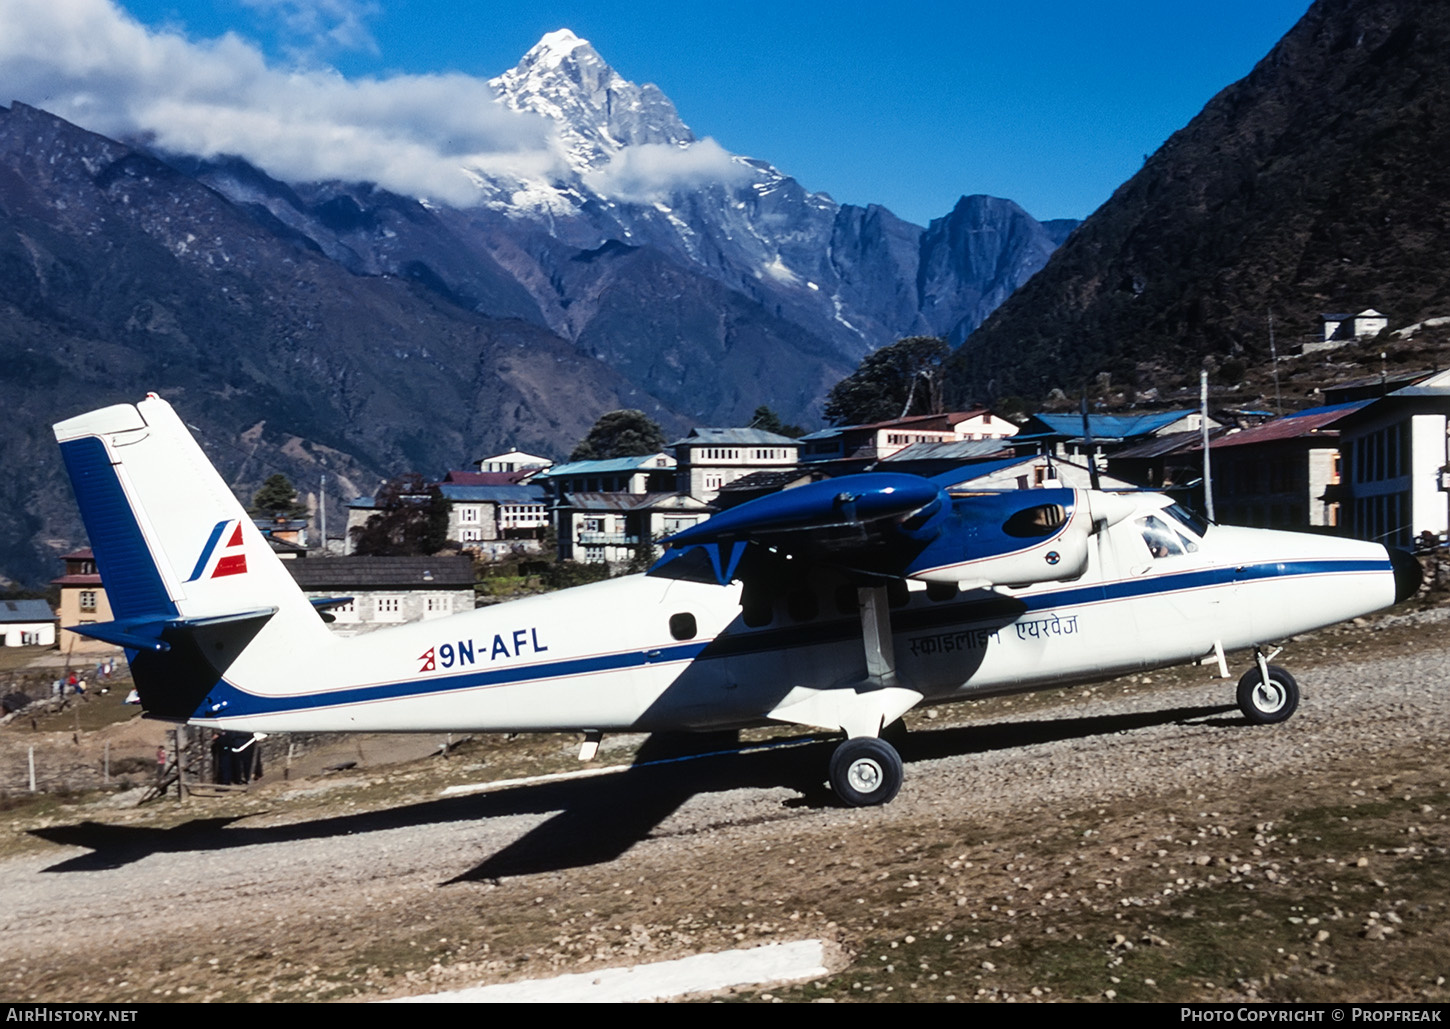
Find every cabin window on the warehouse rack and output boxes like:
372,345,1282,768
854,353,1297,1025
741,589,773,628
669,612,697,640
1003,503,1068,538
926,581,958,603
786,589,818,622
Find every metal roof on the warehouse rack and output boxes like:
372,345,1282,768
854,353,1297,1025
670,427,800,447
881,439,1013,462
1108,429,1220,461
562,492,709,512
536,454,675,477
0,599,57,622
1211,403,1368,448
439,484,547,503
442,470,532,485
286,556,475,590
1027,410,1200,440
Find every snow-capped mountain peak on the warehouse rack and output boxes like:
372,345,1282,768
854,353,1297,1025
490,28,695,172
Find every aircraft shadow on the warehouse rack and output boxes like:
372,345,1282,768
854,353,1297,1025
30,702,1238,880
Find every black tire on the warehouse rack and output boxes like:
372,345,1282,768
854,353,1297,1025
1237,664,1299,724
829,737,903,807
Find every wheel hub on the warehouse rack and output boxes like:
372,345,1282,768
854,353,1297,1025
1254,681,1285,712
846,758,883,793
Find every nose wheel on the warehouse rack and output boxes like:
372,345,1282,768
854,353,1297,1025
1236,663,1299,724
829,736,903,806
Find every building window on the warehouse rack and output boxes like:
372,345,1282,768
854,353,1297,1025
459,506,480,523
375,595,404,622
79,591,97,613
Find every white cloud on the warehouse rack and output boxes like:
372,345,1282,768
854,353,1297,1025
237,0,382,63
583,138,752,204
0,0,743,209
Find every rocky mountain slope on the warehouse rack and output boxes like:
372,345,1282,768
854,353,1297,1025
0,102,664,585
947,0,1450,404
0,30,1075,585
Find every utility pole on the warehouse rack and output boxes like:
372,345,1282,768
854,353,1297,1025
1201,369,1216,522
1268,308,1282,416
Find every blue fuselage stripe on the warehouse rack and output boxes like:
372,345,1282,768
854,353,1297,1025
198,556,1388,721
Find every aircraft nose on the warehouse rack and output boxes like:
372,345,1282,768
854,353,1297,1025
1388,546,1423,604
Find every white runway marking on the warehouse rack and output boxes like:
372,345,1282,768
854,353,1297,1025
390,939,829,1003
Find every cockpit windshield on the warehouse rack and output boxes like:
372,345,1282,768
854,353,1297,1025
1137,513,1199,559
1163,502,1210,539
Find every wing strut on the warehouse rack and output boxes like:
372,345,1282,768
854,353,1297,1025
858,585,898,686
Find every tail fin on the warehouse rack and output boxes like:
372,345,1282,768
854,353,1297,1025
53,394,329,718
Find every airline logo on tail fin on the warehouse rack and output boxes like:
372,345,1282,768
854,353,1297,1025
186,520,249,582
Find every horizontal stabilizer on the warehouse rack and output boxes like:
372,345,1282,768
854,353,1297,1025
65,607,278,653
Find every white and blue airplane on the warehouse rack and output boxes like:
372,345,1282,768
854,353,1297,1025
54,394,1421,806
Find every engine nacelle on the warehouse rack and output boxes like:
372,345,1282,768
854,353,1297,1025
909,489,1098,587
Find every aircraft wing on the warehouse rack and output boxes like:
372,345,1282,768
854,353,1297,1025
651,473,1111,588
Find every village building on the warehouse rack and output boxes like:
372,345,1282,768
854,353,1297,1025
0,599,57,648
1206,403,1366,530
475,449,553,475
286,556,476,636
534,453,678,496
440,481,549,558
554,492,712,565
1318,308,1388,343
669,427,800,503
49,549,114,655
1331,370,1450,549
253,515,310,558
1016,410,1221,465
798,410,1018,469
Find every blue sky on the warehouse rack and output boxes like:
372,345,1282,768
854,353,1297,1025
15,0,1313,225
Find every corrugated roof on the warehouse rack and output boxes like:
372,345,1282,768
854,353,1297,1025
882,439,1012,462
670,427,800,447
931,456,1037,487
716,470,822,492
1110,428,1221,460
563,492,709,512
0,599,57,622
1029,410,1199,439
439,484,547,503
442,470,532,485
286,556,475,590
537,454,674,477
1211,402,1367,448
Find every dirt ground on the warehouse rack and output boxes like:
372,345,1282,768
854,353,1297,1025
1,604,1448,1004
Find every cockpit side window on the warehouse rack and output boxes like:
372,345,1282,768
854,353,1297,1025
1137,514,1190,559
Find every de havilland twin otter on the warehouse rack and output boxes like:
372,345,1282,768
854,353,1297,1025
54,395,1421,806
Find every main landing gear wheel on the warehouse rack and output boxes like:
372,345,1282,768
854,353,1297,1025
829,737,903,807
1237,664,1299,725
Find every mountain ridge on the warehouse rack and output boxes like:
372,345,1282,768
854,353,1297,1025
946,0,1450,405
